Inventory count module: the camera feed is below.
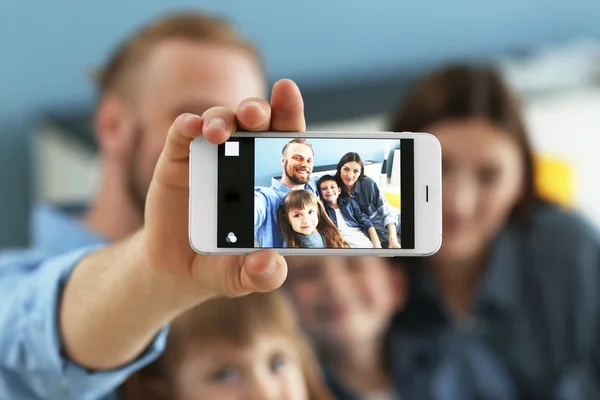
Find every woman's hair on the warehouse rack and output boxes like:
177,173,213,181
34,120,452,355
387,63,538,219
122,291,333,400
334,152,365,190
277,189,349,248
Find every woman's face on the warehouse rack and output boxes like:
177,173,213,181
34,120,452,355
172,334,308,400
285,256,404,349
430,119,525,264
340,161,362,188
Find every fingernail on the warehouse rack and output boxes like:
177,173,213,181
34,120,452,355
185,113,201,120
241,100,265,114
276,254,286,267
257,254,284,279
207,117,226,130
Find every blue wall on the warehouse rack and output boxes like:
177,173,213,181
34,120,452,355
255,138,398,186
2,1,600,124
1,0,600,246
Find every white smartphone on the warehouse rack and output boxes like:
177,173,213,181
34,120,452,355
189,131,441,256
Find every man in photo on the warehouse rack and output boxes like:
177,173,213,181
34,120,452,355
255,138,319,247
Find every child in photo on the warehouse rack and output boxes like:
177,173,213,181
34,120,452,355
121,291,333,400
277,189,349,249
317,175,382,249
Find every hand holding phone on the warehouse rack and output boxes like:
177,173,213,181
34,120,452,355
189,131,442,256
143,79,310,299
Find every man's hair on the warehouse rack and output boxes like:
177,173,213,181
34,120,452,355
93,11,262,96
282,138,314,157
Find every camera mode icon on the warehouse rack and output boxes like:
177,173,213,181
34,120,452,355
225,232,237,243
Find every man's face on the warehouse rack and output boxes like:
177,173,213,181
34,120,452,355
282,143,314,185
121,39,266,211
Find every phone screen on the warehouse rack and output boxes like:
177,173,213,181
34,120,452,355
216,137,414,250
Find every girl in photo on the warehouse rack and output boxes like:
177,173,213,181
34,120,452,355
121,291,333,400
317,175,382,248
277,189,349,249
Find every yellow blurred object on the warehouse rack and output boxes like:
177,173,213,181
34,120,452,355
379,155,573,210
534,155,574,207
383,189,401,210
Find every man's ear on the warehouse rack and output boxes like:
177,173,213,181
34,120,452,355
94,92,132,160
281,155,286,168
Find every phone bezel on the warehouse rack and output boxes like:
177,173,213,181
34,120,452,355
189,131,441,256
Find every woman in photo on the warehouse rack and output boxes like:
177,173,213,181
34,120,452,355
390,64,600,398
335,152,401,248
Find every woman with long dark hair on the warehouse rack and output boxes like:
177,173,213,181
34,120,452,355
334,152,401,248
390,64,600,398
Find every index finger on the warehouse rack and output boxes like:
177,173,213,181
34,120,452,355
162,113,204,162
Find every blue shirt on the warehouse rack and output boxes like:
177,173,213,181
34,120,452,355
254,176,319,248
323,196,373,236
0,204,169,400
324,323,516,400
297,231,325,248
399,202,600,399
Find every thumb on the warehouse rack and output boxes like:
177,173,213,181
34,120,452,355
239,250,287,293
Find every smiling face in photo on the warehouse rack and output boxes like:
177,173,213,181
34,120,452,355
288,205,319,236
340,161,362,188
282,143,314,185
319,180,341,204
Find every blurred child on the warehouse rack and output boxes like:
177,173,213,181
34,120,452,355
277,189,349,248
317,175,382,248
121,291,333,400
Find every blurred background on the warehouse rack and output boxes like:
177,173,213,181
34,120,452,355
2,0,600,248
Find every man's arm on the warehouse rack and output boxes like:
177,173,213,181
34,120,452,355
0,245,171,399
62,80,306,370
254,189,268,235
0,79,305,399
60,231,211,370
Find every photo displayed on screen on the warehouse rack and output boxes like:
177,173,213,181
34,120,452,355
254,137,402,249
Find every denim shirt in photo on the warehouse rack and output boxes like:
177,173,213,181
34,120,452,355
341,176,399,235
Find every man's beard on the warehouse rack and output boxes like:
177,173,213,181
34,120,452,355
284,160,311,185
126,126,149,217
